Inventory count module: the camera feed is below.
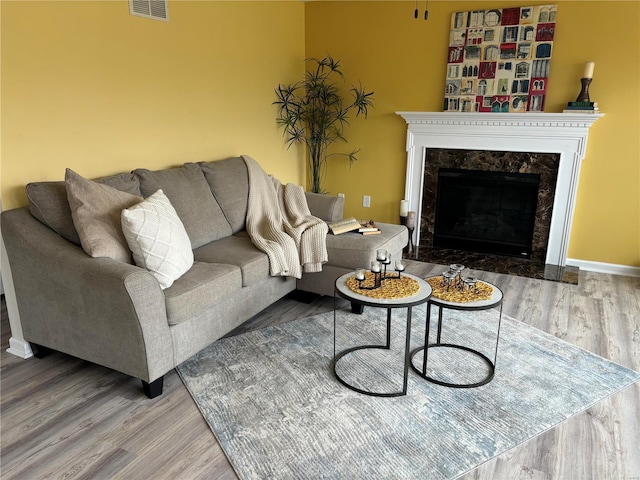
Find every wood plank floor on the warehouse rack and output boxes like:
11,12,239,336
1,260,639,479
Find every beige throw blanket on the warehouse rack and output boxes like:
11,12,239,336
243,155,328,279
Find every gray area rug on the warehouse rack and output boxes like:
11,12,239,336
176,304,640,479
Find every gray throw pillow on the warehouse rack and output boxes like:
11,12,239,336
65,168,142,263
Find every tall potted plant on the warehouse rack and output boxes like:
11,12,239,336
274,55,374,194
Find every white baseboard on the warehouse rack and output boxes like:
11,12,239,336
7,337,34,359
566,258,640,278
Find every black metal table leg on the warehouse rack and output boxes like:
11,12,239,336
401,307,413,395
410,279,504,389
332,273,433,397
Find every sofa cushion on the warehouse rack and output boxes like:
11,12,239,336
25,172,142,246
133,163,232,248
199,157,248,233
121,189,194,289
65,168,142,263
96,172,142,196
325,222,408,270
304,192,344,223
193,233,269,287
163,261,242,326
26,181,82,245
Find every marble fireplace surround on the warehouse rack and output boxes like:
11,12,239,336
397,112,603,269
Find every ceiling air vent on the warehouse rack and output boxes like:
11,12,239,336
129,0,168,22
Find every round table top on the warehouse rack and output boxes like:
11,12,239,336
425,275,504,310
335,272,432,308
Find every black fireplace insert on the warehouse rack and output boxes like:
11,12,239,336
433,168,540,258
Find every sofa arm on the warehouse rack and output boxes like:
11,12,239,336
1,207,174,383
305,192,344,223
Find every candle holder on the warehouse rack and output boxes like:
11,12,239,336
440,264,465,291
575,77,592,103
354,251,405,290
441,270,457,291
406,227,415,256
439,264,482,294
405,211,416,257
450,263,465,274
463,276,480,294
392,260,406,279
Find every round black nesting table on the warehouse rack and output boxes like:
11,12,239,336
333,272,432,397
410,277,504,388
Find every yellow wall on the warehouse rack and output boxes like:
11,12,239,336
1,0,305,208
305,1,640,267
2,0,638,267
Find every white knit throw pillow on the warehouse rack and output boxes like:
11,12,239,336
121,189,194,289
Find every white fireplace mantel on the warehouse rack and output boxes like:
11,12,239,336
397,111,604,267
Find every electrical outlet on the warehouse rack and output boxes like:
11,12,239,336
363,195,371,208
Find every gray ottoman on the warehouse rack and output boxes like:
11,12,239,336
296,222,408,297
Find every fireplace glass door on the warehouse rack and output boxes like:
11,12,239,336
433,168,540,258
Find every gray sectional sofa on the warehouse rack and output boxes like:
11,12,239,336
1,156,407,398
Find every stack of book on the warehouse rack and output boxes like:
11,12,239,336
563,101,599,113
358,219,381,235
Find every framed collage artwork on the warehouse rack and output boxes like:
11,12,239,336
444,5,557,113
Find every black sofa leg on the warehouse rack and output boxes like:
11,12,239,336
30,343,53,358
289,290,316,304
142,376,164,399
351,302,364,314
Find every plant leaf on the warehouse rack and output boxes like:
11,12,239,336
274,55,373,193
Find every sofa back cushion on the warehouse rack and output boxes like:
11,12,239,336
26,172,142,246
199,157,248,233
26,181,82,245
304,192,344,223
95,172,143,196
133,163,232,248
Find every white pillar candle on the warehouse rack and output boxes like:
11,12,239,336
376,249,387,261
355,269,365,280
371,261,381,273
395,260,405,271
400,200,409,217
406,211,416,229
583,61,595,79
